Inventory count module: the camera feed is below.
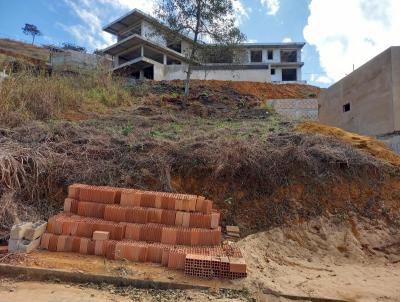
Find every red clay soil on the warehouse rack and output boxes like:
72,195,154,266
166,80,321,100
201,80,321,99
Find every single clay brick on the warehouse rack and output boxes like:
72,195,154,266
63,198,71,212
95,240,105,256
87,240,96,255
229,257,246,273
182,212,190,227
141,192,155,208
40,233,51,250
71,237,81,253
68,184,84,199
211,212,220,229
105,240,117,260
93,231,110,241
120,189,136,207
195,196,205,212
48,235,58,252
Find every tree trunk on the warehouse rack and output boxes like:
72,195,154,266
184,57,193,98
32,35,35,45
183,0,202,104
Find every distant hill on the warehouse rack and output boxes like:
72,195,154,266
0,38,49,61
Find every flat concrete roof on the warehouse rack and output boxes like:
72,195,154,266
194,64,270,70
102,34,190,62
103,9,306,50
240,42,305,49
103,9,193,43
271,62,304,68
103,9,154,35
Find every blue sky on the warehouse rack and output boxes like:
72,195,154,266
0,0,399,87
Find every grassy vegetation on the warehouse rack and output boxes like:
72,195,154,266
0,69,133,126
0,69,398,234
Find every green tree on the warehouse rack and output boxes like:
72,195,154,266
154,0,245,101
22,24,42,45
62,43,87,53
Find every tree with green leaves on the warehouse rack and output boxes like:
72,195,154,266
62,43,87,53
154,0,246,100
22,24,42,45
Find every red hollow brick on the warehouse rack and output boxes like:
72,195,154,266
48,234,59,252
40,233,51,250
79,237,90,254
105,240,117,260
120,189,137,207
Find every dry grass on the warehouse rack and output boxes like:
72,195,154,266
0,38,49,62
298,122,400,167
0,70,133,126
0,107,396,232
0,73,399,234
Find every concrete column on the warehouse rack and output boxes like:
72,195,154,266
140,45,144,57
139,70,145,80
163,54,167,65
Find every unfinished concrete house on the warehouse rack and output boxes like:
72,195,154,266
319,46,400,152
102,9,304,82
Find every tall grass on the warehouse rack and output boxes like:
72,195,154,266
0,69,133,126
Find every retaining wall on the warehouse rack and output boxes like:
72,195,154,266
266,98,318,121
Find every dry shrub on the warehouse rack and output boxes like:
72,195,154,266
0,118,397,232
168,132,391,198
0,142,52,198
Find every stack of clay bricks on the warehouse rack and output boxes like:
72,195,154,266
40,184,247,279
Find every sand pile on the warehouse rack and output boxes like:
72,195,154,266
238,216,400,301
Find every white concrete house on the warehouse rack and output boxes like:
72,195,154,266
102,9,305,83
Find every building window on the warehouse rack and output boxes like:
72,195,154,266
343,103,351,112
267,50,273,60
167,40,182,53
250,50,262,63
271,68,276,75
280,50,297,63
282,68,297,81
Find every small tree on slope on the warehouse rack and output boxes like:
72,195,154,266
154,0,245,102
22,24,42,45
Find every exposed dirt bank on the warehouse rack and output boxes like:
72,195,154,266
239,216,400,302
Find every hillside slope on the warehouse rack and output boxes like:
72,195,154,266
0,73,398,234
1,72,400,300
0,38,49,62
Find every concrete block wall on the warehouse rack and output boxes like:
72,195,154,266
267,98,318,121
163,64,271,82
319,47,400,136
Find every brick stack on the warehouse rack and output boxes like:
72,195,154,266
40,184,246,279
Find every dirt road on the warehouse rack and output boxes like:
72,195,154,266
0,278,297,302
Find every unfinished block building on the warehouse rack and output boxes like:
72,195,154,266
40,184,246,279
319,46,400,153
102,9,304,83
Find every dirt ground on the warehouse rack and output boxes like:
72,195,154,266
239,216,400,302
0,278,259,302
2,215,400,302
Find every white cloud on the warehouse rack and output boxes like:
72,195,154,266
62,0,249,50
61,0,121,50
247,39,258,43
304,0,400,82
260,0,280,15
310,73,334,85
282,37,292,43
99,0,153,14
232,0,251,24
